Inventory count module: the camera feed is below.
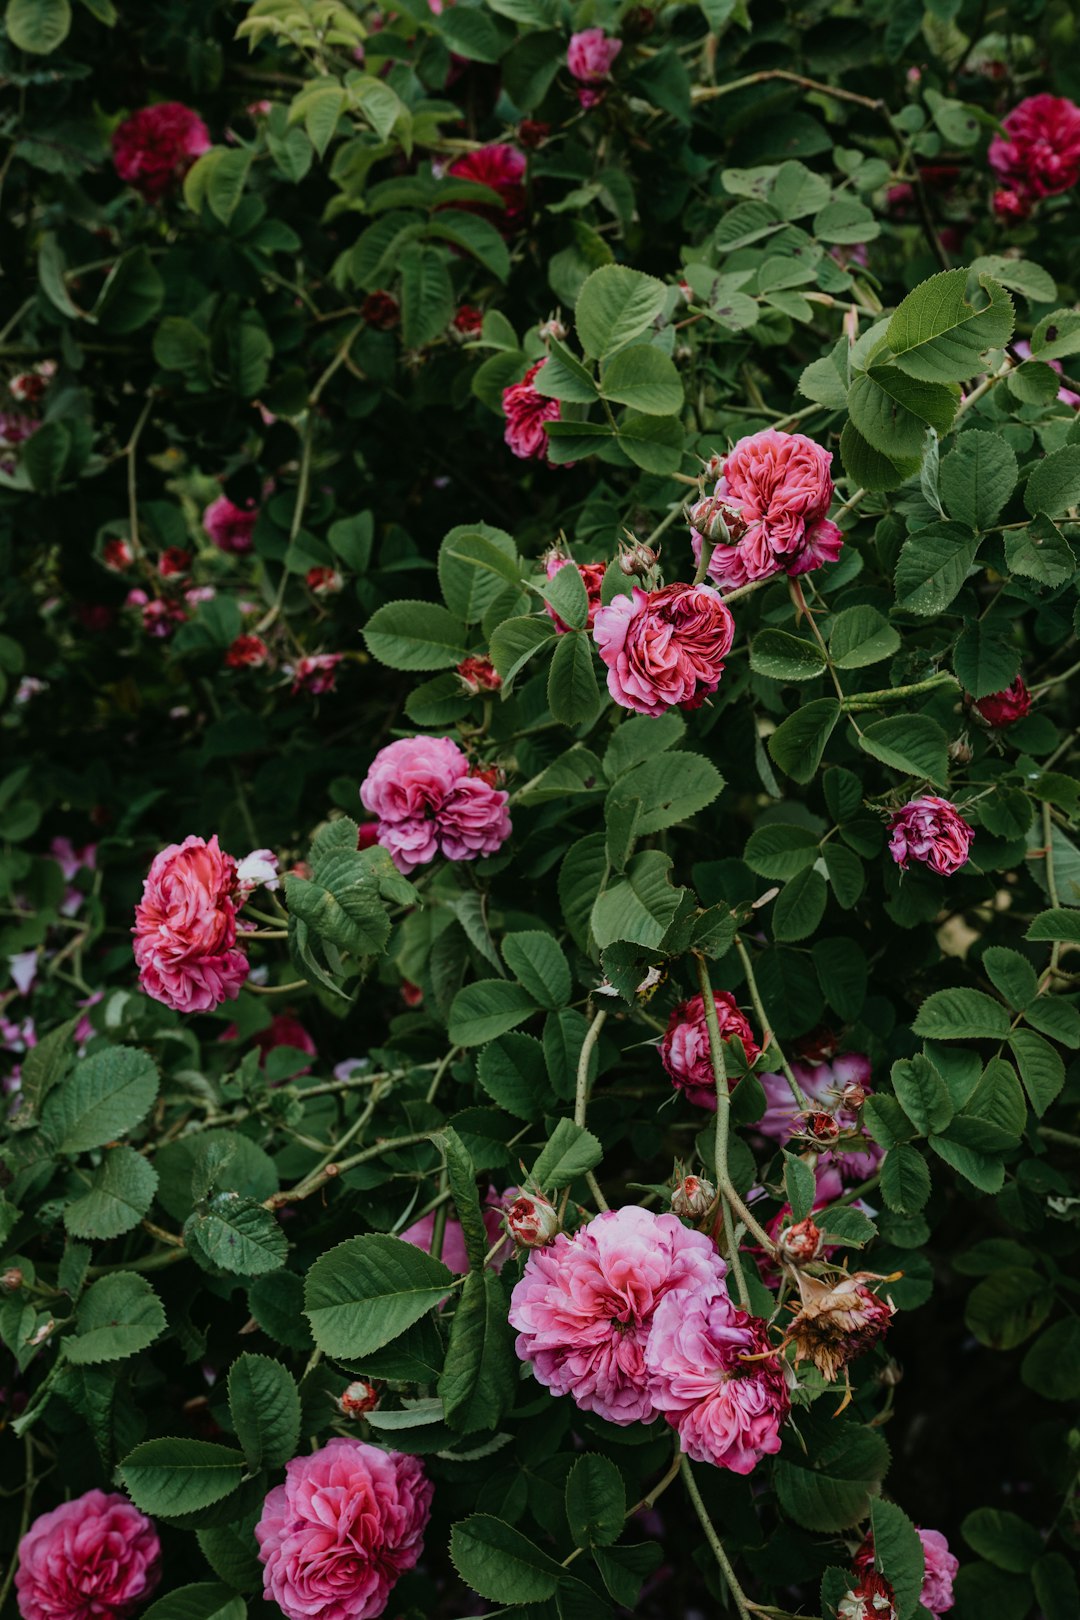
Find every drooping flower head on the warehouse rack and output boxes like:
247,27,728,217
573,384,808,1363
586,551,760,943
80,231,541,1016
133,834,248,1013
254,1438,433,1620
113,102,211,200
203,494,259,554
508,1205,728,1425
447,143,528,233
645,1280,790,1473
973,677,1032,728
988,94,1080,212
567,29,622,84
502,361,562,462
691,429,842,591
887,797,974,877
360,735,511,874
16,1489,161,1620
787,1270,896,1382
544,555,607,632
593,583,735,716
659,990,761,1108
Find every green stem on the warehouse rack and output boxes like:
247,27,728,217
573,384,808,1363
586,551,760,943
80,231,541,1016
574,1008,608,1129
1043,803,1063,976
268,1131,435,1208
0,1436,35,1611
734,938,806,1110
682,1460,754,1620
247,979,309,995
839,671,959,712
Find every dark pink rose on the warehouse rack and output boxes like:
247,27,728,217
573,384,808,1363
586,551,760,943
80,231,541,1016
974,676,1032,727
502,360,561,462
203,494,259,554
113,102,211,201
133,833,248,1013
544,556,607,632
593,582,735,716
16,1489,161,1620
447,143,528,233
918,1528,959,1616
659,990,761,1108
567,29,622,84
692,429,842,590
988,94,1080,213
887,796,974,877
291,654,342,696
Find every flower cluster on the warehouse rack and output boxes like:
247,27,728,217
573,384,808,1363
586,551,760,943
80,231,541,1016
360,735,511,874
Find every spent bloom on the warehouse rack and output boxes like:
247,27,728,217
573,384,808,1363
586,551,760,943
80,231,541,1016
360,735,511,874
133,833,248,1013
567,28,622,83
887,797,974,877
691,429,843,591
544,555,607,632
787,1270,896,1382
508,1205,728,1426
112,102,211,200
593,582,735,716
203,494,259,554
973,676,1032,728
988,94,1080,211
659,990,761,1109
15,1489,161,1620
255,1438,432,1620
645,1280,790,1473
502,360,562,462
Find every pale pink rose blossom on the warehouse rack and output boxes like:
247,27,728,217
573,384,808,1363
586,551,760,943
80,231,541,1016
887,797,974,877
918,1528,959,1616
203,494,259,553
133,834,248,1013
254,1438,432,1620
691,429,843,590
502,360,562,461
659,990,761,1108
593,583,735,716
645,1280,790,1473
360,736,511,874
508,1205,728,1425
15,1489,161,1620
235,848,280,897
567,29,622,84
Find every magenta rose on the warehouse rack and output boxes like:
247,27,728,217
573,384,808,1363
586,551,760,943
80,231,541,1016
918,1527,959,1616
502,361,562,462
255,1438,433,1620
593,582,735,716
203,494,259,554
974,676,1032,727
659,990,761,1109
544,556,607,633
16,1489,161,1620
290,654,342,696
508,1205,728,1425
360,735,511,874
447,143,528,233
887,796,974,877
133,833,248,1013
567,28,622,83
113,102,210,201
988,94,1080,211
691,429,843,590
645,1280,790,1473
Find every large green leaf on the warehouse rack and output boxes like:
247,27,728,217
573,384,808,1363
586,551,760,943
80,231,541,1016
939,430,1018,528
227,1354,301,1472
887,269,1014,382
450,1515,563,1605
576,267,668,360
66,1272,167,1365
598,345,683,415
438,1268,517,1432
448,979,538,1046
894,522,979,615
6,0,72,51
64,1146,159,1240
44,1046,159,1154
363,600,468,670
305,1234,455,1357
591,850,683,948
119,1438,246,1517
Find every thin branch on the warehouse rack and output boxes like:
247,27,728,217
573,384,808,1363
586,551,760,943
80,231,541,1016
682,1459,755,1620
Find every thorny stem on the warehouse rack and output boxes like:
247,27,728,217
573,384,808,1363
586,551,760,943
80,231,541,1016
267,1131,435,1208
426,1046,460,1105
682,1459,755,1620
734,938,806,1110
839,671,959,712
692,68,884,111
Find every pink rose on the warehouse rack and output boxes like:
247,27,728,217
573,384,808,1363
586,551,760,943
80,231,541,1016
290,654,342,696
645,1281,790,1473
918,1527,959,1616
255,1438,433,1620
508,1205,728,1425
691,429,843,590
974,676,1032,727
544,556,607,632
203,494,259,554
360,736,511,874
502,360,561,462
988,94,1080,212
593,582,735,716
887,796,974,877
659,990,761,1109
567,28,623,84
446,143,528,234
112,102,211,201
16,1489,161,1620
401,1186,513,1273
133,833,249,1013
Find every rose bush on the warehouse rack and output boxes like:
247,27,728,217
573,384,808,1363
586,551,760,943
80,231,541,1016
2,1,1080,1618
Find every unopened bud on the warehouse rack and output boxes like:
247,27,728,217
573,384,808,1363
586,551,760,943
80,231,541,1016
338,1379,379,1417
505,1191,560,1247
538,316,568,342
307,566,344,597
671,1174,715,1219
877,1358,904,1387
841,1081,867,1112
778,1216,823,1265
949,736,974,765
688,493,745,544
618,541,657,578
1,1268,23,1292
800,1110,841,1146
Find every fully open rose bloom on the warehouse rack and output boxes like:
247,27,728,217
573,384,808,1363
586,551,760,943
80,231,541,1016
974,676,1032,727
447,143,527,232
691,429,843,590
545,555,607,632
360,735,510,873
502,361,561,461
660,990,761,1108
203,494,259,553
567,29,622,83
594,583,735,716
508,1205,728,1425
988,94,1080,213
16,1490,161,1620
113,102,210,200
887,797,974,877
133,834,248,1013
255,1439,433,1620
645,1280,790,1473
855,1527,957,1617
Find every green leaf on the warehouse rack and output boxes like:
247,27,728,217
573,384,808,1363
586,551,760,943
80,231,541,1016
141,1583,246,1620
964,1268,1053,1350
1025,444,1080,519
44,1046,159,1154
67,1272,166,1365
305,1234,455,1358
1021,1318,1080,1402
953,1564,1034,1620
615,410,685,474
207,149,253,226
1009,1028,1065,1116
5,0,71,53
774,1419,891,1532
1005,516,1075,587
477,1034,550,1119
284,863,390,959
576,266,668,360
784,1152,817,1223
566,1455,626,1548
533,340,598,404
848,367,957,458
400,243,455,349
954,622,1021,699
502,932,572,1011
547,631,600,725
227,1354,301,1472
196,1520,264,1594
184,1195,287,1278
887,269,1014,382
530,1117,603,1189
812,934,868,1018
438,524,519,624
891,1055,954,1134
773,868,828,942
829,606,901,669
1032,1553,1080,1620
119,1437,246,1517
1026,909,1080,943
608,753,724,836
560,833,608,953
439,1267,517,1432
15,1015,77,1124
751,628,827,681
591,850,683,948
928,1135,1006,1194
363,600,468,670
840,420,922,492
541,559,590,630
982,945,1038,1009
449,1515,563,1605
939,431,1018,528
448,980,538,1046
961,1508,1044,1575
870,1499,926,1620
744,824,820,879
913,988,1010,1040
93,248,164,334
894,521,979,614
599,345,683,415
64,1146,158,1240
428,210,510,282
880,1144,931,1214
489,614,557,687
768,699,840,783
604,712,686,780
858,714,948,786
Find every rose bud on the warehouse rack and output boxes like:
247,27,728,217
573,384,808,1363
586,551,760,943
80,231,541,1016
102,537,135,571
518,119,551,148
158,547,192,578
778,1216,823,1265
687,493,745,544
973,676,1032,729
786,1271,897,1382
948,736,974,766
618,541,657,577
337,1379,379,1418
800,1110,841,1146
670,1174,715,1220
307,566,344,596
400,980,423,1008
840,1081,867,1112
1,1268,23,1292
452,305,484,339
361,291,399,330
538,316,568,342
505,1191,560,1247
225,634,269,670
456,655,502,695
